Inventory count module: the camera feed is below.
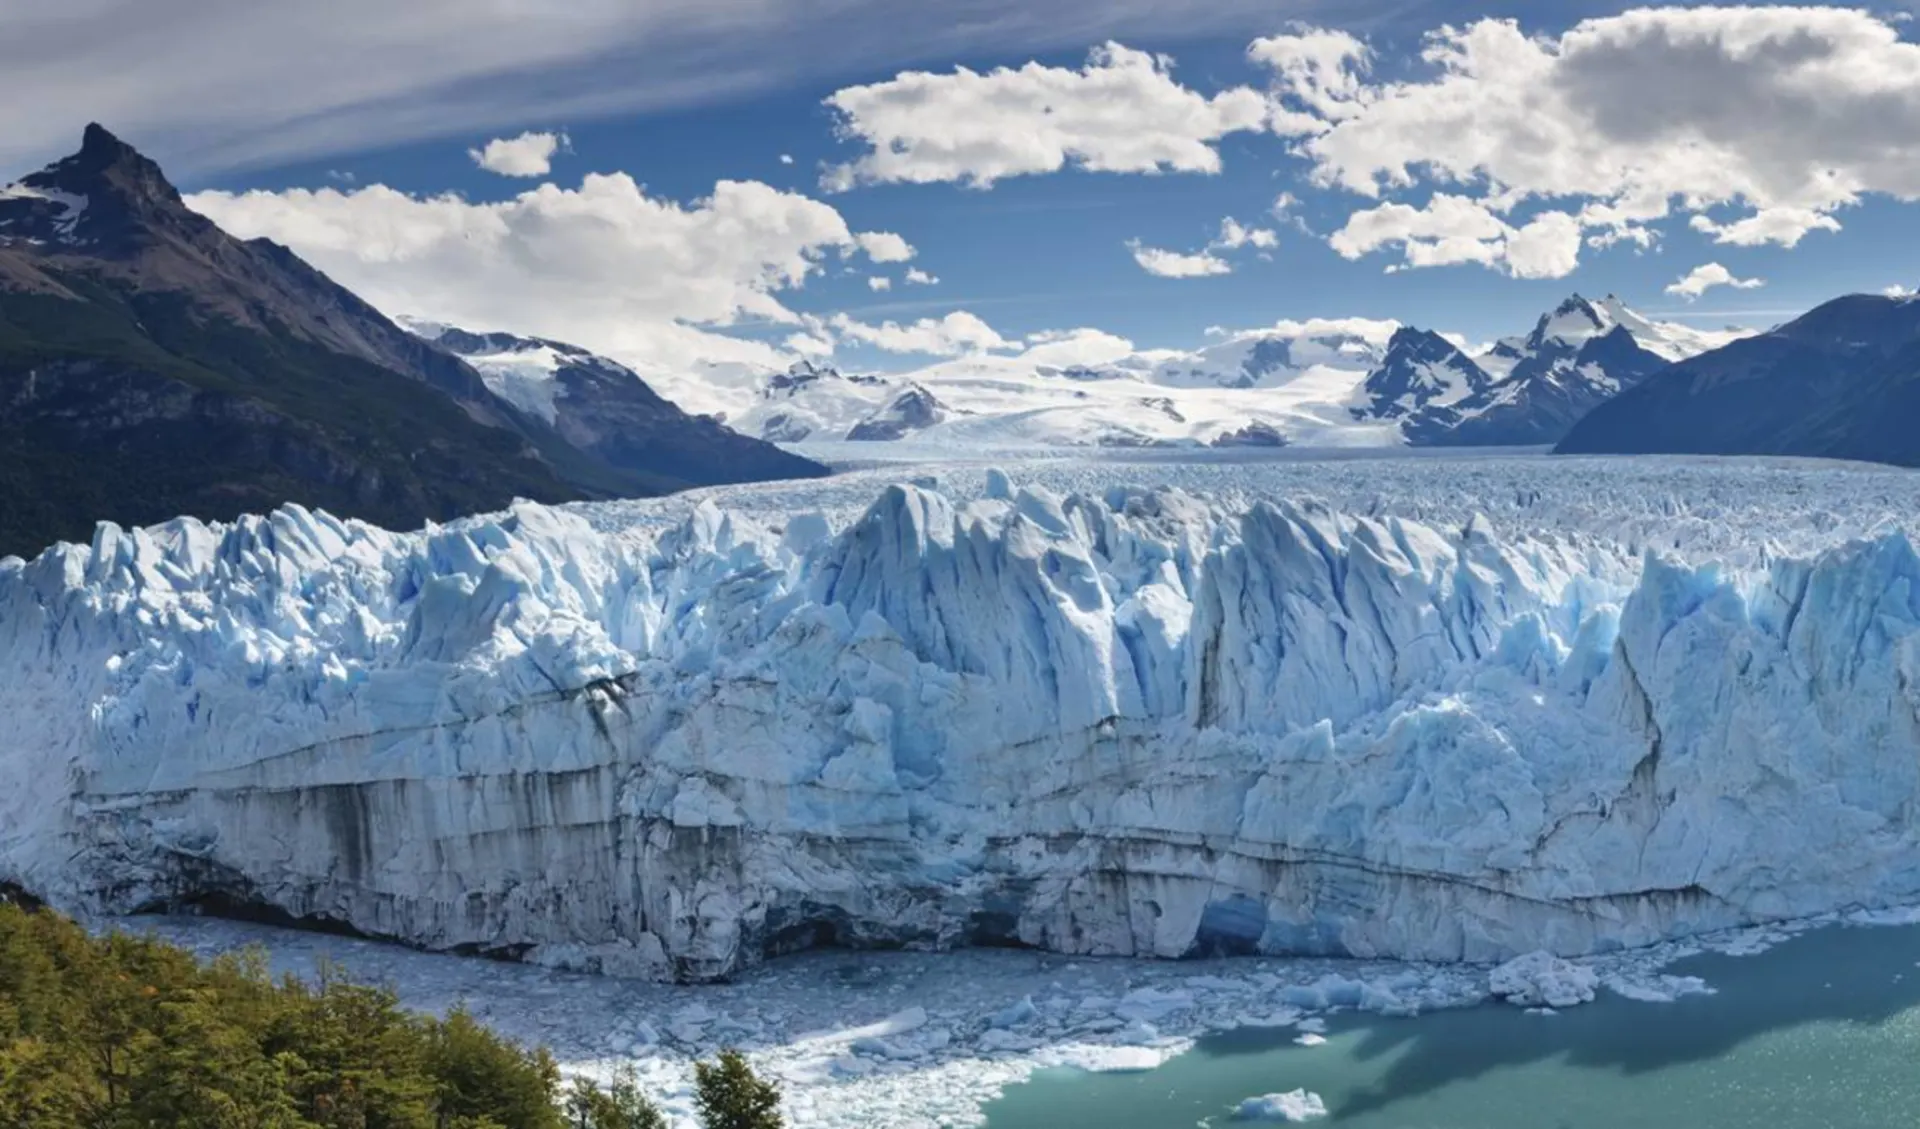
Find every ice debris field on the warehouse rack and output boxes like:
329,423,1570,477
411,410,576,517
127,907,1910,1129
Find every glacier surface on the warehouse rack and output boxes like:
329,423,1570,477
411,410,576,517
8,453,1920,981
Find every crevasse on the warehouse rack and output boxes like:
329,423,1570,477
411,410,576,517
5,475,1920,982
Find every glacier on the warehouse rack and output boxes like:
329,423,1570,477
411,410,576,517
7,453,1920,982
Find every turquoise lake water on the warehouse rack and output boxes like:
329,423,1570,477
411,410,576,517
982,923,1920,1128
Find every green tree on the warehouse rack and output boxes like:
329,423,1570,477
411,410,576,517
426,1006,564,1129
565,1067,666,1129
0,903,580,1129
692,1050,783,1129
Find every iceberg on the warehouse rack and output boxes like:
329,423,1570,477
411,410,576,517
8,459,1920,982
1234,1089,1329,1122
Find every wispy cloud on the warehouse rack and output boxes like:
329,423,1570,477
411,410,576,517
0,0,1386,177
831,288,1146,318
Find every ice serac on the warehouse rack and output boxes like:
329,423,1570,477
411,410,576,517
9,475,1920,981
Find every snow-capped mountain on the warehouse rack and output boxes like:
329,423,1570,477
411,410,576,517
653,303,1735,453
846,384,956,441
1558,291,1920,465
714,321,1401,450
13,461,1920,981
1148,323,1392,390
1351,328,1494,421
730,360,894,443
408,323,826,489
1393,295,1746,447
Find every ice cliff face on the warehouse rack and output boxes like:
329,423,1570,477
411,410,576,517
7,472,1920,981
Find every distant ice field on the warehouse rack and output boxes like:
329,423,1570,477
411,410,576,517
573,448,1920,561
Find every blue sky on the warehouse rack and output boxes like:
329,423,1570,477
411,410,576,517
5,1,1920,373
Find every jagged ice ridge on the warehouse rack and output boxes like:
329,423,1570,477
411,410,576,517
6,456,1920,981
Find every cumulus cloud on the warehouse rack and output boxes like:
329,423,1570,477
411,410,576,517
1129,215,1278,278
1886,283,1917,299
1128,242,1232,278
1665,262,1766,300
1206,314,1401,348
779,153,795,165
821,43,1270,190
469,130,566,177
1020,327,1137,367
1329,194,1583,278
868,276,892,291
1215,216,1278,251
854,230,916,263
1260,7,1920,275
785,330,835,355
1246,27,1373,131
828,310,1012,355
1689,207,1842,248
904,267,938,286
187,173,911,372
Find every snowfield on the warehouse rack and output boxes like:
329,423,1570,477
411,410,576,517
7,451,1920,989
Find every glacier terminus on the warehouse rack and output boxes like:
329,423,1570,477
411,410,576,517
6,454,1920,983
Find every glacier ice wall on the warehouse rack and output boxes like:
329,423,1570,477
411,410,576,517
7,472,1920,981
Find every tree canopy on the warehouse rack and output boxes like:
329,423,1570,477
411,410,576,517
0,901,787,1129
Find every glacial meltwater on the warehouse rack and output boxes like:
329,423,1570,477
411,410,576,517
982,922,1920,1128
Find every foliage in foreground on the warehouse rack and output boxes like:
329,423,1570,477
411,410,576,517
693,1049,785,1129
0,902,787,1129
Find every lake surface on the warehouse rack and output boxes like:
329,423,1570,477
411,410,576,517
982,923,1920,1128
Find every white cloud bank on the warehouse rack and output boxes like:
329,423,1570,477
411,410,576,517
1129,242,1231,278
1130,215,1277,278
828,310,1012,355
1328,195,1583,280
187,174,914,372
1256,7,1920,277
469,130,566,177
1665,262,1766,299
822,43,1270,190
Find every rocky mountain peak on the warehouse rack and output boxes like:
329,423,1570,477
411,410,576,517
1,123,207,253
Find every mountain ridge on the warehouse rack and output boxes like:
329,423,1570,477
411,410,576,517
1555,292,1920,464
0,124,823,558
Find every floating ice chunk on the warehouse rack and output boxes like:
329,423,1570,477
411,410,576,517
1846,906,1920,927
1293,1033,1327,1047
526,935,670,980
1185,975,1255,992
1489,951,1599,1009
977,1028,1041,1053
843,1006,931,1057
1061,1045,1173,1073
1233,1008,1303,1029
1235,1089,1329,1122
1116,986,1194,1022
990,995,1038,1029
1603,974,1716,1003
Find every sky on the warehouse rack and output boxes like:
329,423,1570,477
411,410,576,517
4,0,1920,378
